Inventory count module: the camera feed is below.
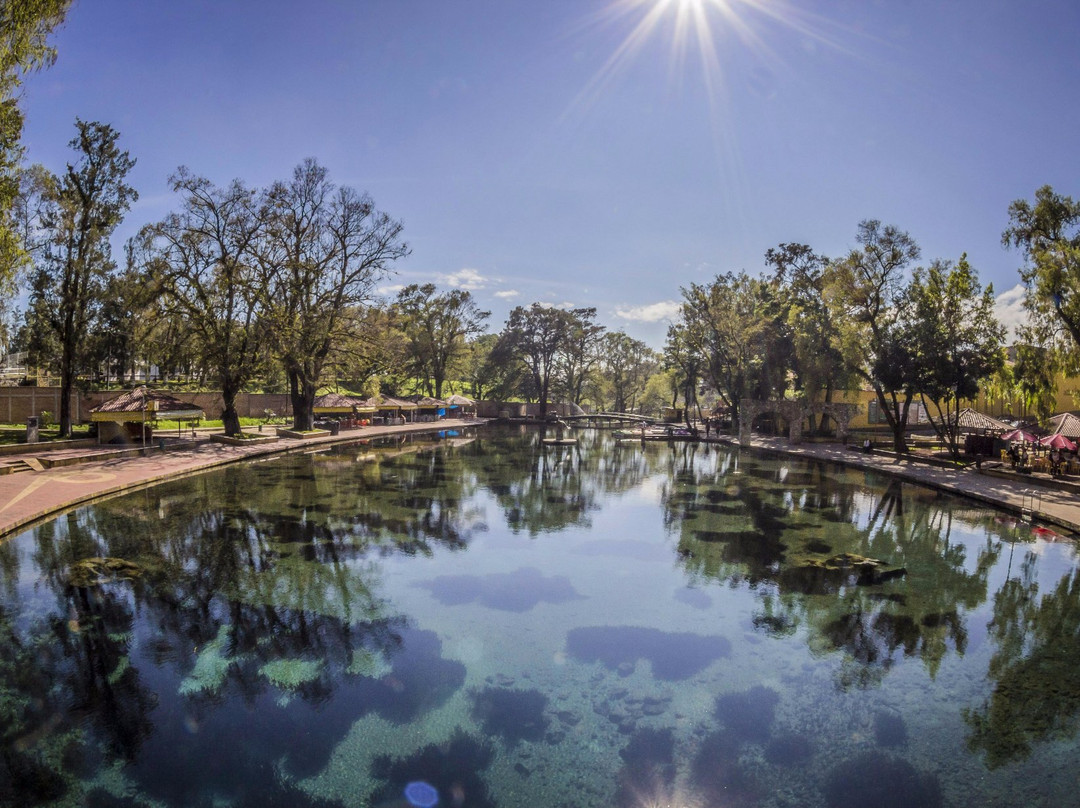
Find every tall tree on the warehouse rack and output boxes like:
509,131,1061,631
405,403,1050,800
0,0,70,349
137,168,263,435
599,331,657,413
909,255,1005,458
677,271,785,430
1002,185,1080,354
555,307,605,407
394,283,489,398
27,120,137,435
766,242,849,434
826,220,921,452
254,159,408,430
501,303,573,418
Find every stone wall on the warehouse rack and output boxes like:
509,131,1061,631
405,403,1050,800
0,387,294,424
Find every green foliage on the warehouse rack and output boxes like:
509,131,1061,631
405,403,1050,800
26,120,137,436
0,0,70,349
910,255,1005,457
394,283,489,399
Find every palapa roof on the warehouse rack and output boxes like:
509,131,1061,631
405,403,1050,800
1048,411,1080,439
404,395,447,409
445,394,476,406
90,387,204,422
368,395,418,410
953,407,1013,433
313,392,376,413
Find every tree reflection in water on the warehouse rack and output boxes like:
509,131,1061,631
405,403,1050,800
1,428,1080,806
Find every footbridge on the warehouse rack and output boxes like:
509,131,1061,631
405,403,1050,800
559,412,661,428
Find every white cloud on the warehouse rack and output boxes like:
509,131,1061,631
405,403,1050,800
994,283,1029,341
494,289,520,300
614,300,682,323
438,268,487,291
376,283,405,297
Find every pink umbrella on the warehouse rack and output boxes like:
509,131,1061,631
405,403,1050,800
1000,429,1037,443
1039,433,1077,451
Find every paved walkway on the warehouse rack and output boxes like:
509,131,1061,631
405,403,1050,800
731,435,1080,536
0,420,479,541
2,424,1078,542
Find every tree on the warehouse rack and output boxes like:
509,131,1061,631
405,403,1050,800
394,283,489,398
1002,185,1080,354
826,220,921,452
766,242,849,434
909,255,1005,458
599,331,657,412
676,271,786,430
137,168,263,435
0,0,70,349
500,303,574,418
254,159,408,430
27,120,137,435
555,307,605,407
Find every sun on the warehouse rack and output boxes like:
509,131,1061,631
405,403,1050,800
569,0,841,114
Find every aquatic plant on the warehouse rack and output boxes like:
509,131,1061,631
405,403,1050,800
260,658,324,690
178,624,234,696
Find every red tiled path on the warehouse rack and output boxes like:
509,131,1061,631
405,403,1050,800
2,424,1078,541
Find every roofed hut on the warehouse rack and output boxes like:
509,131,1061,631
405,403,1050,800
954,407,1012,434
445,394,477,418
405,395,447,422
91,387,204,444
368,395,418,425
1047,411,1080,439
313,392,377,425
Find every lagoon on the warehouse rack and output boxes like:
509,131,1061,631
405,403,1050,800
1,426,1078,807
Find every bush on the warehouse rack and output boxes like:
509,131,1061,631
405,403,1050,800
39,411,53,428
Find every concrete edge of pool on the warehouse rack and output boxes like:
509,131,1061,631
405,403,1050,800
2,422,1078,542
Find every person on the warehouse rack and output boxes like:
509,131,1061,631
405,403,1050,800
863,438,872,454
705,419,711,437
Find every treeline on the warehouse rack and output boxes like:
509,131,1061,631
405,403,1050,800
4,5,1080,452
4,120,665,436
666,186,1080,459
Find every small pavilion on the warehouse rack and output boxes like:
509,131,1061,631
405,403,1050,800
405,395,447,422
445,394,477,418
90,387,204,444
313,392,377,423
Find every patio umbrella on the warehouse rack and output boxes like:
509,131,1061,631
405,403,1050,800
1039,433,1077,451
1000,429,1037,443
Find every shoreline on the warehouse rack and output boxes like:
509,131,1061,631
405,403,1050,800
0,419,482,542
2,422,1078,542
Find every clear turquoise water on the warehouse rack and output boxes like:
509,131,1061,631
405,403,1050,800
1,426,1078,807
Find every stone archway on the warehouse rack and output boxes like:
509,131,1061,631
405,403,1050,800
739,399,860,445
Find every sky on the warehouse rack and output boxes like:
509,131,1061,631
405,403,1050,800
18,0,1080,347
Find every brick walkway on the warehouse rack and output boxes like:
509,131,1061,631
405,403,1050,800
2,424,1078,541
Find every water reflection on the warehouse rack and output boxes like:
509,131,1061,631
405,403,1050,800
0,428,1078,806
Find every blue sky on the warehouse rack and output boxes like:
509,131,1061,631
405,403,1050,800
19,0,1080,347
